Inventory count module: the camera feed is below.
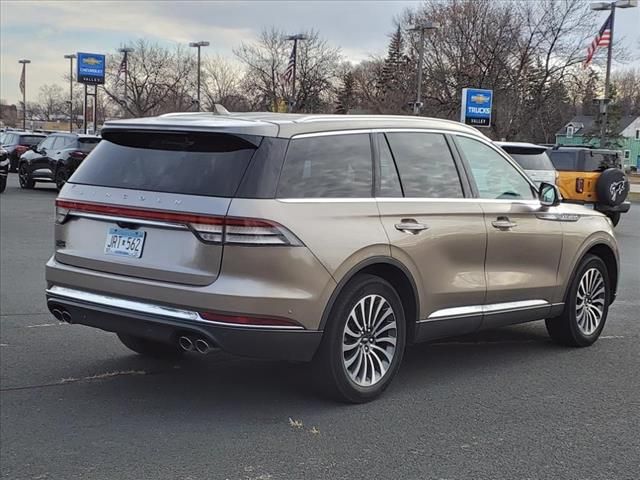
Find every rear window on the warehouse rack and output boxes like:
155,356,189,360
78,138,101,153
502,147,555,171
548,150,578,171
70,131,261,197
584,152,620,171
19,135,45,146
277,134,373,198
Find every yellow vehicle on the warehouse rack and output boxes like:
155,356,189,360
547,146,631,226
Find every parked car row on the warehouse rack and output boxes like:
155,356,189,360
498,142,630,226
0,130,100,192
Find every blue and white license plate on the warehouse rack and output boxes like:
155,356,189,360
104,227,146,258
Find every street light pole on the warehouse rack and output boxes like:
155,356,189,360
410,22,439,115
285,34,307,112
64,54,76,132
189,41,210,111
590,0,637,147
118,47,134,114
18,59,31,130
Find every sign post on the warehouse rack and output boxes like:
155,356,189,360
76,52,105,133
460,88,493,128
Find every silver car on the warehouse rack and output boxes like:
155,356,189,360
497,141,558,187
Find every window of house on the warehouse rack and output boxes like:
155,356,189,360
567,126,575,138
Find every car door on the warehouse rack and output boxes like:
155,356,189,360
24,136,53,175
453,134,563,328
31,136,61,180
375,131,487,341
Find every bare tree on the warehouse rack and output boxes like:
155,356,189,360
235,28,341,113
202,55,249,111
33,84,65,121
102,39,196,118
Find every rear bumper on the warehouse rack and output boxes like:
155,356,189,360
46,286,323,362
596,201,631,214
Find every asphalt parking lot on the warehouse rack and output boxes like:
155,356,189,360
1,174,639,480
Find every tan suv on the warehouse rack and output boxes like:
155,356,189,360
45,113,620,402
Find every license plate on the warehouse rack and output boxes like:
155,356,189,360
104,227,146,258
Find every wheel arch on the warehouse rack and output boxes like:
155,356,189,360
319,257,420,344
564,241,619,307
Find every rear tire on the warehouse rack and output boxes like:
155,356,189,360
55,169,68,192
117,333,183,360
18,164,34,189
545,254,610,347
312,274,406,403
605,211,621,227
0,177,6,193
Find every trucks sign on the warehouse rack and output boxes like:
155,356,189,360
77,52,106,85
460,88,493,127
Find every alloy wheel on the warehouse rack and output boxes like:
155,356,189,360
576,267,606,336
342,294,397,387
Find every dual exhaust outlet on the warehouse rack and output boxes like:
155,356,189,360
178,335,216,355
52,307,72,323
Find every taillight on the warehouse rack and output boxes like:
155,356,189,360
575,178,584,193
69,151,86,160
199,311,302,329
54,199,302,246
15,145,28,156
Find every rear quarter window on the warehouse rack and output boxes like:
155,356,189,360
70,131,261,197
548,150,579,171
277,134,373,198
501,147,555,171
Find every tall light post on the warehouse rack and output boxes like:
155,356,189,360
118,47,134,113
189,41,209,111
64,54,76,132
410,22,439,115
18,59,31,130
590,0,637,147
284,34,307,112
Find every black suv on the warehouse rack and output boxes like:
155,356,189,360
1,131,47,172
19,133,100,191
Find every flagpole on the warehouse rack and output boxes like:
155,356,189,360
18,59,30,130
285,34,307,113
600,6,615,147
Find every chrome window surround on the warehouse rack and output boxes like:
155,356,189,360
288,128,539,198
46,286,305,330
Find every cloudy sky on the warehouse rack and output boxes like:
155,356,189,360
1,0,639,106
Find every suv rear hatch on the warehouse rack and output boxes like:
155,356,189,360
55,130,262,286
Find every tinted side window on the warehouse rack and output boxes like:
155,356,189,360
378,135,402,197
51,137,67,150
456,136,535,200
385,132,463,198
548,150,578,171
40,137,55,150
277,134,372,198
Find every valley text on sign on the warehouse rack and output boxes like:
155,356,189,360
460,88,493,127
77,53,106,85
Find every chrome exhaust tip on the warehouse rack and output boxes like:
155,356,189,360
195,338,211,354
52,309,63,321
61,311,72,323
178,336,194,352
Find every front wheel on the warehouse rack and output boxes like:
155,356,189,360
0,176,6,193
545,254,610,347
18,164,35,189
117,333,183,360
312,274,406,403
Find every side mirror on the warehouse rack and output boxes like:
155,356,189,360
539,182,561,207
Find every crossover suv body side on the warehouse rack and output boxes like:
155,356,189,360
45,113,620,402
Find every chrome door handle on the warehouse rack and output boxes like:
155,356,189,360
395,221,429,234
491,217,517,230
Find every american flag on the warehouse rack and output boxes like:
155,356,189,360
584,14,612,67
283,43,296,84
117,56,127,82
19,64,25,95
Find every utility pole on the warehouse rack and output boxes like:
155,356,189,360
64,54,76,132
18,59,31,130
590,0,637,147
285,34,307,112
189,41,209,111
118,47,134,115
410,22,439,115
